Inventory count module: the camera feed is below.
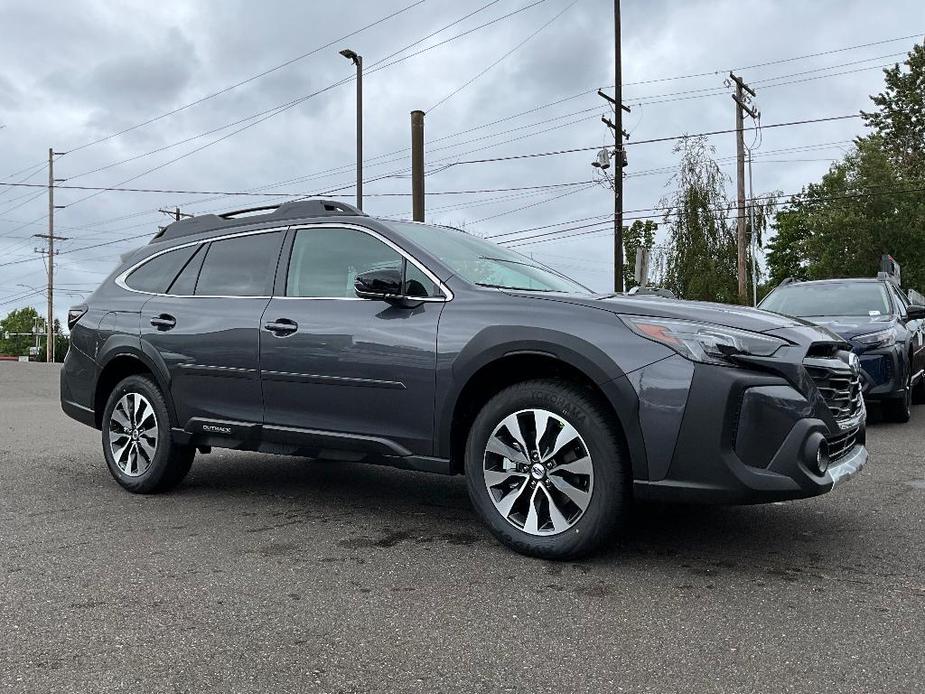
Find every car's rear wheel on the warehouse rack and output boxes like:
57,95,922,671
464,379,629,559
101,375,194,493
884,365,913,423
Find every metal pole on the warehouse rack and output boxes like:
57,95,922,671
734,82,747,304
613,0,624,293
411,110,425,222
47,148,54,364
748,149,758,306
356,55,363,211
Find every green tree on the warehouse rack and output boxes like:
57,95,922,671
768,41,925,292
862,43,925,176
622,219,657,289
0,307,42,358
52,319,69,363
0,308,68,361
660,136,739,302
767,137,924,290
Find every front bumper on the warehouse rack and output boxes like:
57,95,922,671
629,358,868,505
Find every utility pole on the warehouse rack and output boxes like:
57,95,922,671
748,148,758,306
730,72,758,304
339,49,363,210
159,207,193,222
612,0,624,293
411,110,425,222
34,148,67,363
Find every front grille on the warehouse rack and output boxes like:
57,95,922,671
826,426,858,463
804,354,863,424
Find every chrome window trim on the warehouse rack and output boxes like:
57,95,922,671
282,223,452,302
114,222,452,302
115,225,289,299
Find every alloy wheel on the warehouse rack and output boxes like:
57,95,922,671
108,392,158,477
482,408,594,536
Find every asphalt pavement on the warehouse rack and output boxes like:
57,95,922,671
1,362,923,693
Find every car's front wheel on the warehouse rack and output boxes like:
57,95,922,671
101,375,194,493
464,379,629,559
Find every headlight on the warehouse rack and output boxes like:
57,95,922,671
853,328,896,348
621,316,788,364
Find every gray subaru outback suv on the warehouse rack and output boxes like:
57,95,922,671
61,199,868,558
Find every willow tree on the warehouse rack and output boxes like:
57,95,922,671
660,136,739,303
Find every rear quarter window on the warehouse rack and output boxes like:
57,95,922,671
125,246,198,294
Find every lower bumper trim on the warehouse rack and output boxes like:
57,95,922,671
828,444,868,486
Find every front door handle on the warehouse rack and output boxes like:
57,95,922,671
263,318,298,336
150,314,176,330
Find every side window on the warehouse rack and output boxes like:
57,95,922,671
287,228,417,298
889,285,909,317
167,244,206,295
195,232,283,296
125,245,198,293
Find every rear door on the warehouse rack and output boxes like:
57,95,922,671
259,224,446,456
138,229,286,429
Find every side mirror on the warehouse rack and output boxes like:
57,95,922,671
354,268,403,300
906,304,925,320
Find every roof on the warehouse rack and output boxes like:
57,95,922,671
149,199,366,245
778,277,885,287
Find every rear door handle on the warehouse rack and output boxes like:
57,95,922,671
150,314,176,330
263,318,298,336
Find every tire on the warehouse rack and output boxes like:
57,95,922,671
912,358,925,406
884,365,912,423
464,379,629,560
101,375,195,494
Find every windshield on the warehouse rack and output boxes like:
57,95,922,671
388,221,593,294
760,282,892,317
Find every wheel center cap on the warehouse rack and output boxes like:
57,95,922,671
530,462,546,480
131,429,140,441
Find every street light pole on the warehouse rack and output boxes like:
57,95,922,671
340,48,363,210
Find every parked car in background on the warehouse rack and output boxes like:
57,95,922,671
760,273,925,422
62,200,868,558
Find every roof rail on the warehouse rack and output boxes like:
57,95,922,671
149,199,365,244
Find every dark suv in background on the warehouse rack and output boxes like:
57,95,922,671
760,275,925,422
62,200,868,558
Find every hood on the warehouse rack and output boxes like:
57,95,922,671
799,315,897,340
587,294,809,332
504,291,847,346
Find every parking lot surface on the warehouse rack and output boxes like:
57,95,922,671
1,362,923,693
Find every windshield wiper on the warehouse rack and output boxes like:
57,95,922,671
475,283,555,292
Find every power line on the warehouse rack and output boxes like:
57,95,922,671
17,0,551,234
733,31,922,73
427,0,575,113
3,182,923,275
61,1,429,157
0,179,595,198
62,0,547,185
15,36,900,236
497,184,925,248
441,113,863,167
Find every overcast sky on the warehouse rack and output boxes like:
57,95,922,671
0,0,922,324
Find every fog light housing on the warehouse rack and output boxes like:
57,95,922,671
816,441,830,475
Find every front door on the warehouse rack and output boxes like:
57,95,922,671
259,225,446,456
